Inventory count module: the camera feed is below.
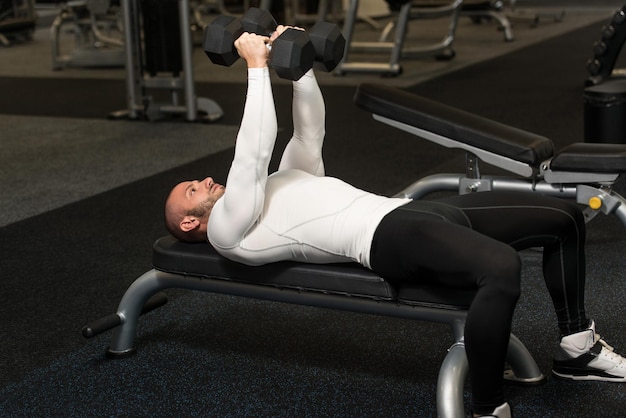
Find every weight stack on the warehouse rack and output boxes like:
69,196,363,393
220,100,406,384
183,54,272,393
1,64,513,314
141,0,183,77
584,78,626,143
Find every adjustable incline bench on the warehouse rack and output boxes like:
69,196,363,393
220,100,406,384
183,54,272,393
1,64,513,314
354,83,626,226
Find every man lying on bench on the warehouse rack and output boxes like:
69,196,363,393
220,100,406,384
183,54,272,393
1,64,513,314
163,28,626,418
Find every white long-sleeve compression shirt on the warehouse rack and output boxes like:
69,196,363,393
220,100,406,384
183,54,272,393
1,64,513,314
207,68,409,267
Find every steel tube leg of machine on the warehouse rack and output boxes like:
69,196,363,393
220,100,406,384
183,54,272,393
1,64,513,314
179,0,197,121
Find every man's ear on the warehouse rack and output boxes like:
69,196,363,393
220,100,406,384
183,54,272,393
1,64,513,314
180,216,200,233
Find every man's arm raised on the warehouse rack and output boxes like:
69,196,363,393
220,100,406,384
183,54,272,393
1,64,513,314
208,35,278,249
276,25,326,177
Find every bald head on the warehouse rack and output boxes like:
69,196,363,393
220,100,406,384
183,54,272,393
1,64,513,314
164,178,225,242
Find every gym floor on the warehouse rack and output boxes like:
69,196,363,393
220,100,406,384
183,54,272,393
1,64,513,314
1,1,625,417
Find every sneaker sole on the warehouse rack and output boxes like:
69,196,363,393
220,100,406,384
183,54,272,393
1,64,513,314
552,369,626,382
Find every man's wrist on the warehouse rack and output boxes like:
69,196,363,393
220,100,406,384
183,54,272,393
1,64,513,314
248,67,270,78
247,62,268,69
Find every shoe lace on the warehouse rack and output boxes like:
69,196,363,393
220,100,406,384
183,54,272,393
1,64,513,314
596,335,626,367
595,333,612,350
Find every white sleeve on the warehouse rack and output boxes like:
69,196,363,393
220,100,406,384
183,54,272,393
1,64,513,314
277,69,325,176
208,67,277,249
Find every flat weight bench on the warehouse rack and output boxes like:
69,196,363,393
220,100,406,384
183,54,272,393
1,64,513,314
84,235,544,418
354,83,626,227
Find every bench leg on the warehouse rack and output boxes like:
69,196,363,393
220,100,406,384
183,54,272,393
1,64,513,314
504,334,545,384
436,333,544,417
107,268,232,357
107,269,169,357
108,269,243,357
437,341,468,418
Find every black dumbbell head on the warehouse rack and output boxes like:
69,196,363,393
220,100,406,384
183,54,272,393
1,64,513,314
203,15,243,66
308,21,346,72
271,28,315,81
241,7,277,36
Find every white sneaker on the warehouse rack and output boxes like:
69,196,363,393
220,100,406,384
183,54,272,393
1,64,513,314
553,321,626,382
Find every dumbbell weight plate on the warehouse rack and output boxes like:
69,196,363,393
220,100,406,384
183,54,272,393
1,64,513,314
308,21,346,72
203,15,243,66
270,28,315,81
241,7,277,36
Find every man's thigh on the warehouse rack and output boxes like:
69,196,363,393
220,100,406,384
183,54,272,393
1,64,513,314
436,191,583,248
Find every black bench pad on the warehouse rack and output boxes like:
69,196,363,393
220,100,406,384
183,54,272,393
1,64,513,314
354,83,555,166
551,143,626,173
152,236,476,309
153,236,396,300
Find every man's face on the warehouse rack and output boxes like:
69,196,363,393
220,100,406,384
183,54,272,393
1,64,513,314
171,177,225,216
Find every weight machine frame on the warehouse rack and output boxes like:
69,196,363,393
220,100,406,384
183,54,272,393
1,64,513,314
335,0,462,76
112,0,223,122
0,0,36,46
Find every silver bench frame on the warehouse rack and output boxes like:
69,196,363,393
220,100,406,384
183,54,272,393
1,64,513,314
100,265,544,418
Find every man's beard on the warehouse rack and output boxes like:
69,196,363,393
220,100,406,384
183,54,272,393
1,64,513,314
188,196,218,218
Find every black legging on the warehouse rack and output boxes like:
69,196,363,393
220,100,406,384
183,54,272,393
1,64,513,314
369,191,588,414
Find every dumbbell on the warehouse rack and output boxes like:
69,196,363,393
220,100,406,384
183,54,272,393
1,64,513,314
241,8,345,72
203,8,345,80
203,8,315,80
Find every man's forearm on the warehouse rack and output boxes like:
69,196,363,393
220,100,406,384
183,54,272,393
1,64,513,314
292,70,325,140
278,69,326,175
